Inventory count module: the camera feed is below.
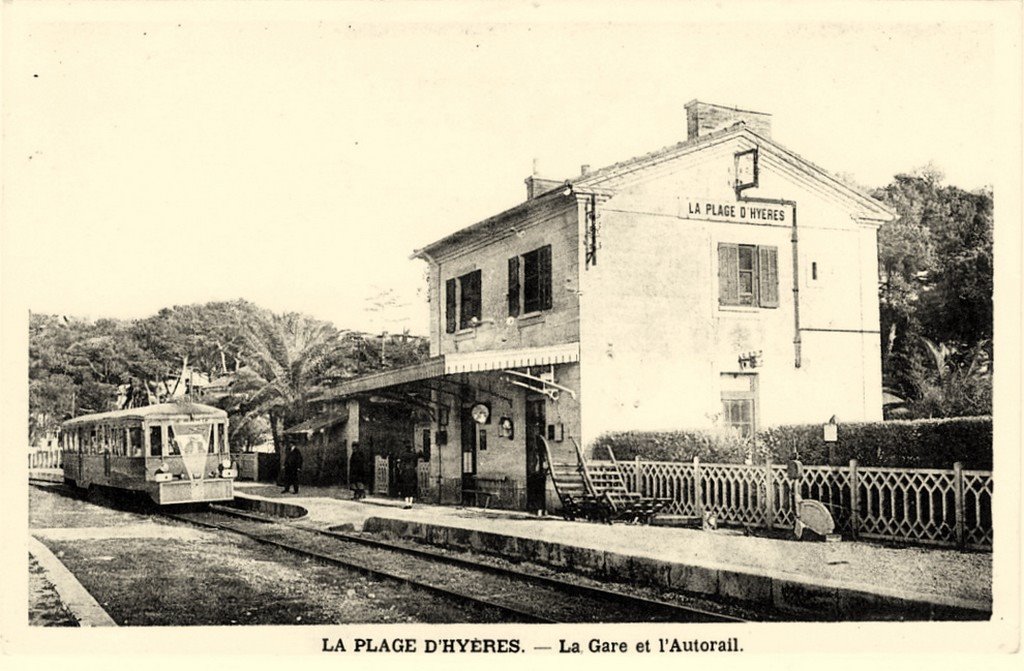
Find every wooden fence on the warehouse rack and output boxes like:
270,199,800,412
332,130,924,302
28,448,62,469
606,457,992,550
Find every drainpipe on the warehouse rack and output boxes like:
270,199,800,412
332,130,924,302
735,191,802,368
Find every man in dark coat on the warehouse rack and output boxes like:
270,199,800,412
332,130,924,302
349,443,366,500
282,444,303,494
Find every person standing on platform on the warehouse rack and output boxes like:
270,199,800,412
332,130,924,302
281,444,303,494
349,443,366,500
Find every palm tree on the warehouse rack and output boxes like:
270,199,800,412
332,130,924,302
910,337,992,418
228,311,340,458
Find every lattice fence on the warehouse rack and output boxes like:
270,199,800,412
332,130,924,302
605,457,992,550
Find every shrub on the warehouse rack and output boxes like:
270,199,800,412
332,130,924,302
595,416,992,470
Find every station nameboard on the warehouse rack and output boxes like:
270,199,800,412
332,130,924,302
681,199,792,225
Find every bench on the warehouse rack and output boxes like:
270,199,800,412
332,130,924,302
462,476,507,508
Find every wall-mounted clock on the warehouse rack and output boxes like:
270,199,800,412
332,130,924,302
471,403,490,425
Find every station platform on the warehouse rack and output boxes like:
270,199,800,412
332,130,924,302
232,483,992,620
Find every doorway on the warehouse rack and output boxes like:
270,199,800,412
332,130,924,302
525,397,547,513
460,406,478,505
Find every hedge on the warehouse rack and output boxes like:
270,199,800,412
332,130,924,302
593,416,992,470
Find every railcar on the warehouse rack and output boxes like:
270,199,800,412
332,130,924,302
61,401,235,505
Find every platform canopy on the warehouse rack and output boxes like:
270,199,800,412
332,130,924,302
321,343,580,398
283,411,349,436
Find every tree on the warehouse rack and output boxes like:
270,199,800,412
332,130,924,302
228,311,341,457
907,338,992,418
873,166,993,416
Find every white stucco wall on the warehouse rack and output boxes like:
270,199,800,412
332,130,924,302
578,137,883,446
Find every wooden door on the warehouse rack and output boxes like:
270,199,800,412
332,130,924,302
460,406,478,504
525,397,547,513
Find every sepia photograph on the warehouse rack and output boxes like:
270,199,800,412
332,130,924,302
2,0,1020,660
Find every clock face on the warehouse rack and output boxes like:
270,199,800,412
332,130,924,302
471,403,490,424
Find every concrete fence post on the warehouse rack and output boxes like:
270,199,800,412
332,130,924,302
693,456,704,518
764,457,775,528
953,461,965,548
635,455,642,496
849,459,860,539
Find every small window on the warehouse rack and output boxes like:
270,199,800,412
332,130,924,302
722,399,755,438
811,261,818,281
129,427,143,456
167,426,181,455
149,426,163,457
218,423,227,453
208,424,216,454
721,374,757,438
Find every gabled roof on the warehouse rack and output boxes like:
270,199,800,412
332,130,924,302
412,121,894,260
571,123,894,222
412,185,571,260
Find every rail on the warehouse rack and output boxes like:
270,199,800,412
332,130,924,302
168,506,742,623
608,457,992,550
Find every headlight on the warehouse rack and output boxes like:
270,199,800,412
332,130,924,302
156,462,169,474
220,459,232,469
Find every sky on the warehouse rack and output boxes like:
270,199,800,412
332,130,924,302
2,1,1014,337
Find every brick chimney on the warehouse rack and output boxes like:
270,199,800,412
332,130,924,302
524,159,565,199
685,100,772,140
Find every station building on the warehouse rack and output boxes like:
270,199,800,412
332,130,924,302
323,100,894,511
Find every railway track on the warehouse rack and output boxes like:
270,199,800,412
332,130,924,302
167,506,746,624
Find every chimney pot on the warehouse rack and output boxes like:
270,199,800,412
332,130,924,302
580,164,591,175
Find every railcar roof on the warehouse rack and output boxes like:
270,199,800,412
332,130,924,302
62,401,227,426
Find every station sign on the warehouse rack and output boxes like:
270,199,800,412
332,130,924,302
681,199,792,226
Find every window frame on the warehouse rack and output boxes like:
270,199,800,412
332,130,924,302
718,242,779,309
508,244,553,317
720,373,758,438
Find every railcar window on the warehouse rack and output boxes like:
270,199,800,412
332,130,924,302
208,424,215,454
218,423,227,453
129,427,143,456
149,426,163,457
167,426,181,455
89,428,97,454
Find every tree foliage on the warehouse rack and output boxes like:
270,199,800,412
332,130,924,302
872,167,993,417
28,301,429,448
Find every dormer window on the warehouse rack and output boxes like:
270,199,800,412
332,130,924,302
445,270,482,333
508,245,552,317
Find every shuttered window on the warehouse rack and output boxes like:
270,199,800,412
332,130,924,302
718,243,779,308
521,244,553,314
445,278,457,333
507,256,520,317
458,270,482,329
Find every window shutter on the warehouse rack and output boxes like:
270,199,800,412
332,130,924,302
507,256,520,317
445,278,457,333
460,270,482,329
539,244,552,310
718,243,739,305
758,246,779,308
